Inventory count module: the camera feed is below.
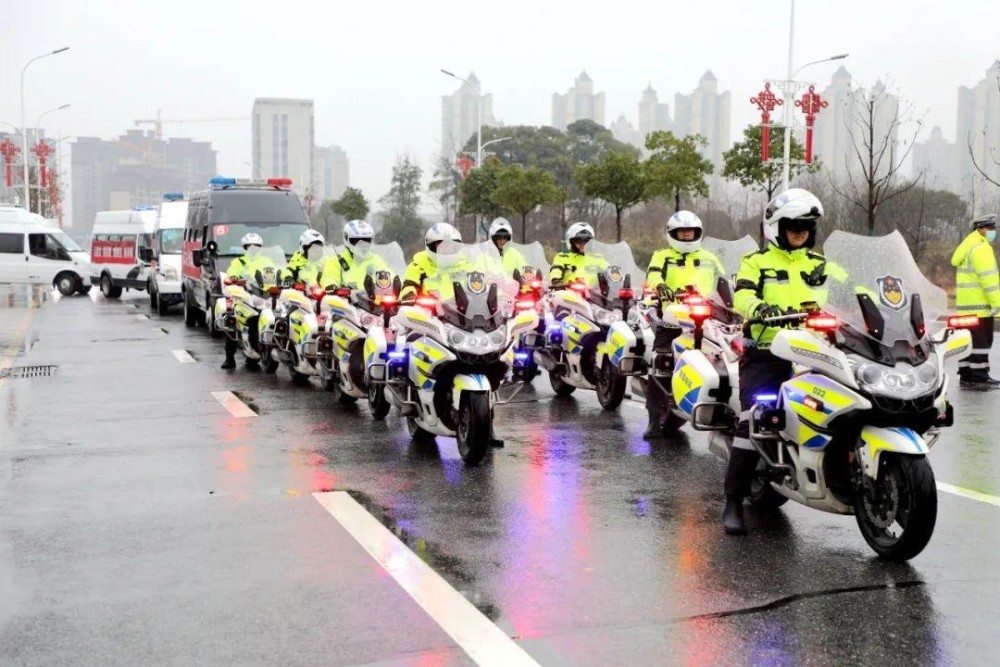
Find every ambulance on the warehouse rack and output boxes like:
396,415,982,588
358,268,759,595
89,207,157,299
0,205,93,296
141,194,188,315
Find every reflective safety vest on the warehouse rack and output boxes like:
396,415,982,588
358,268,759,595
733,244,831,346
549,251,609,288
279,250,322,286
952,231,1000,317
400,250,437,302
645,247,725,297
225,254,279,287
318,248,391,290
498,245,529,277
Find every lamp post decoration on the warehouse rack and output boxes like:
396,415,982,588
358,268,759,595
1,137,20,188
794,85,827,165
31,141,53,188
456,155,474,178
750,83,783,163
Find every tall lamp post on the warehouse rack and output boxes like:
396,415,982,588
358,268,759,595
441,68,487,239
33,104,70,213
774,1,846,190
21,46,70,212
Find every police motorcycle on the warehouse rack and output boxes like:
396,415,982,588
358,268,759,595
675,231,973,560
214,246,286,365
315,242,406,408
632,235,758,433
534,240,644,410
367,241,539,465
506,241,551,383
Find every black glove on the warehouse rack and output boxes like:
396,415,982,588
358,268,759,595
755,304,782,322
656,284,674,301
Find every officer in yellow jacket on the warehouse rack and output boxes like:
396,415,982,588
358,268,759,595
642,211,726,439
319,220,391,290
724,189,832,536
280,229,325,286
549,222,608,288
488,218,530,278
221,232,277,370
399,223,464,303
952,214,1000,387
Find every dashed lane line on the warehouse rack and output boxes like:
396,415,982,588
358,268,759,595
172,350,196,363
210,390,256,418
313,491,541,667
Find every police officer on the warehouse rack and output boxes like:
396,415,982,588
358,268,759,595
281,229,325,286
488,218,529,278
725,189,831,535
549,223,608,288
952,214,1000,387
642,211,725,439
221,233,277,370
399,223,463,303
319,220,390,290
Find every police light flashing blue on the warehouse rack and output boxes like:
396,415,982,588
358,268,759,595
133,205,157,211
514,352,529,361
389,351,407,360
209,176,237,187
755,394,778,403
163,192,184,201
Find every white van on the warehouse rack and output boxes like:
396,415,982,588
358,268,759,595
89,208,158,299
141,194,188,315
0,206,93,296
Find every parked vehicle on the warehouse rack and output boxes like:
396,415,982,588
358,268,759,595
0,206,92,295
141,193,188,315
89,208,157,298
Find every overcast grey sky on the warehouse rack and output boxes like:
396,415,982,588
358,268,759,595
2,0,998,224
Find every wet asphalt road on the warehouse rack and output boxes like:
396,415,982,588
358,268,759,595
2,289,1000,666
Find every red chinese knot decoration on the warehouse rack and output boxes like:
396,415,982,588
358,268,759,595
456,155,474,179
750,83,782,163
0,137,19,188
31,142,54,187
795,85,828,164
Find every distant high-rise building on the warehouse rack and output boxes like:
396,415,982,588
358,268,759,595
957,61,1000,203
71,129,216,239
441,73,495,161
552,72,606,130
252,98,314,194
673,71,731,171
610,115,641,148
638,84,671,145
812,69,900,183
913,127,959,193
314,144,349,201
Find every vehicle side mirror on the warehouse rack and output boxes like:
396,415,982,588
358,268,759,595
192,249,204,266
364,274,375,299
256,270,264,287
716,277,735,308
205,241,218,255
139,247,153,262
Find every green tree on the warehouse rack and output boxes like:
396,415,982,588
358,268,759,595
489,165,563,242
332,187,370,221
310,200,338,240
574,151,647,242
644,131,714,212
722,125,816,202
429,155,461,222
377,156,424,253
458,160,506,221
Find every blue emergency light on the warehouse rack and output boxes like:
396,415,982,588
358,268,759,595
163,192,184,201
209,176,237,187
133,205,157,211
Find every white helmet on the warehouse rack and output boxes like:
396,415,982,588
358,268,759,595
241,232,263,248
299,228,325,251
666,211,703,254
762,188,823,250
489,217,513,240
343,220,375,259
565,222,595,252
425,223,462,258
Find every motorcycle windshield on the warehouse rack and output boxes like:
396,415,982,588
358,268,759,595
241,245,287,287
702,235,758,311
505,241,551,288
433,241,518,332
822,231,944,363
582,240,645,289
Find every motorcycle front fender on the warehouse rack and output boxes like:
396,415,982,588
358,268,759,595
452,373,491,411
858,426,929,479
596,320,638,370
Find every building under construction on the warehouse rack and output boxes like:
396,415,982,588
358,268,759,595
71,130,216,241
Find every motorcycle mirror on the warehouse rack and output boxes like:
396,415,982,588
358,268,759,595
453,281,468,314
857,294,885,341
623,274,631,289
364,274,375,300
513,268,522,284
716,277,735,308
487,283,498,315
255,270,264,287
393,276,402,295
598,272,609,296
206,241,218,255
909,293,926,338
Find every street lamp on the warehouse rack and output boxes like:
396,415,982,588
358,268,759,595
36,104,70,138
442,68,488,240
21,46,70,212
776,1,847,190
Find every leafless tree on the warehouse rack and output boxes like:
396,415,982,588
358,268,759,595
830,81,924,235
966,63,1000,190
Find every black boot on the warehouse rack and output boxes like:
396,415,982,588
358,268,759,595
722,495,747,536
221,340,237,370
722,446,760,535
642,374,666,440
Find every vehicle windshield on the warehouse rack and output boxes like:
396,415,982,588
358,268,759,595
234,246,287,285
822,231,945,363
702,235,758,307
212,223,310,257
503,241,550,287
432,241,518,332
48,229,83,253
581,240,644,292
158,228,183,254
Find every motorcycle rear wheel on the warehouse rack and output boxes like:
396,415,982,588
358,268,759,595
854,453,937,562
456,392,490,466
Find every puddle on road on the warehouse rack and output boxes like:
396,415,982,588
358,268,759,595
0,285,48,310
344,488,503,622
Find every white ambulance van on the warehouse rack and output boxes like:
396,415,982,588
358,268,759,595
89,207,157,299
0,205,93,296
141,193,188,315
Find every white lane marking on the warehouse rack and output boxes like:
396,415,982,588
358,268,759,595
210,391,256,418
172,350,196,363
135,314,149,322
313,492,540,667
938,482,1000,507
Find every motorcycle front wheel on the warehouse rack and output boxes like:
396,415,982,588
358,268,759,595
549,370,576,397
406,416,436,443
456,392,490,466
854,453,937,562
368,383,391,420
596,360,626,410
260,345,279,374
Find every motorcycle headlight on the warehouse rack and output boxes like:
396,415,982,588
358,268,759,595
488,329,506,348
446,324,468,346
594,309,621,327
854,356,939,399
163,266,178,280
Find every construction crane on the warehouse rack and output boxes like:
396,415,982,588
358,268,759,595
134,109,248,140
